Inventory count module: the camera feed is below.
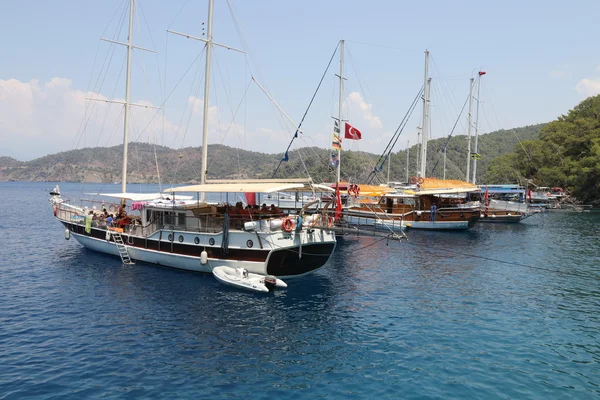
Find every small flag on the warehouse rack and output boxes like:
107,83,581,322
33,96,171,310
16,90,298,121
334,120,340,133
330,153,339,167
345,122,362,140
332,134,342,150
478,71,486,76
282,151,289,162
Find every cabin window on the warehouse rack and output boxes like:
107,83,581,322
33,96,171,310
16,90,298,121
399,197,415,206
164,212,175,225
178,213,186,226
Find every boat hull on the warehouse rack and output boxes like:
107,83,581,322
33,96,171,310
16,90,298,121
61,219,336,278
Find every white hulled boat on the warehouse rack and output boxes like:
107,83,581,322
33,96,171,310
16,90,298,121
50,0,336,278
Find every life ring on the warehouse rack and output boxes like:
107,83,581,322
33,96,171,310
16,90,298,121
108,204,116,212
417,177,424,184
327,216,334,228
282,217,295,232
53,206,57,216
409,176,417,184
355,186,360,196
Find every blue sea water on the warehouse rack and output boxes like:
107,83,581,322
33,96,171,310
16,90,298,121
1,182,600,399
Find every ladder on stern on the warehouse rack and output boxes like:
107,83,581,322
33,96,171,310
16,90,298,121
111,232,134,265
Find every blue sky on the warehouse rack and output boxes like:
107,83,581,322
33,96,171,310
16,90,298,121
1,0,599,161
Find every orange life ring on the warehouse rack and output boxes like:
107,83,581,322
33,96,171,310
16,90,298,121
53,206,57,216
409,176,417,184
327,216,334,228
282,217,295,232
108,205,116,212
417,177,424,184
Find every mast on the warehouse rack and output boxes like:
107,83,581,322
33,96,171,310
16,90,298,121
419,50,430,178
387,152,391,183
200,0,214,200
416,127,421,177
336,40,345,184
121,0,134,194
405,140,409,183
465,77,474,182
472,72,483,184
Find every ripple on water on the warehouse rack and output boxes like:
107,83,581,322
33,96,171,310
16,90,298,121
1,183,600,399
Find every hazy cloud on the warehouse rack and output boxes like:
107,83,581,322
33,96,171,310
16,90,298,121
576,78,600,97
347,91,383,129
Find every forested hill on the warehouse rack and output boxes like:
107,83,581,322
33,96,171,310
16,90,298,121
486,94,600,205
0,124,545,184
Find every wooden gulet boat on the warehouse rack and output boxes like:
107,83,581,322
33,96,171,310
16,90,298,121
50,0,337,279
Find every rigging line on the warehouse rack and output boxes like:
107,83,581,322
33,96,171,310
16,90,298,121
401,240,600,281
430,92,470,176
366,85,423,184
271,42,340,178
166,0,190,30
72,1,126,148
73,6,128,150
137,1,164,99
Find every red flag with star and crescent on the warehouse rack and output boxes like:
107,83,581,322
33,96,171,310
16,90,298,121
344,123,362,140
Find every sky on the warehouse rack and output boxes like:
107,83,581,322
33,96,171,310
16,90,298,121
1,0,599,161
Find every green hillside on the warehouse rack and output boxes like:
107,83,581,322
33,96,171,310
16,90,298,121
0,124,545,185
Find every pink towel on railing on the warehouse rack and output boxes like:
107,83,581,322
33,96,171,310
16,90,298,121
131,201,147,211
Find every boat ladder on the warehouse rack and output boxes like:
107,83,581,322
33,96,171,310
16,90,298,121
112,232,134,265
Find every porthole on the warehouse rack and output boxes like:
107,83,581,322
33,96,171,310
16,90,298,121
168,233,173,241
194,237,200,244
209,238,215,246
178,235,184,243
246,240,254,248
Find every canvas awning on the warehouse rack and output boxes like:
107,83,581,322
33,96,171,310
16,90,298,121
164,181,334,194
85,192,194,201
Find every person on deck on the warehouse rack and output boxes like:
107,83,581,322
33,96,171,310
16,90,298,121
430,203,437,222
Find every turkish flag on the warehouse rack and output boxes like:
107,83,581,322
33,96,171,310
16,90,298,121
478,71,486,76
344,123,362,140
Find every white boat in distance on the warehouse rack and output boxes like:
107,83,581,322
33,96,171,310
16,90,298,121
50,0,337,278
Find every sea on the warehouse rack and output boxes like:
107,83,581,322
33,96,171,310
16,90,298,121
1,182,600,399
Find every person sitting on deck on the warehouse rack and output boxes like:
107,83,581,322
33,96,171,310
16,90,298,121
261,203,269,214
105,214,114,226
270,204,283,216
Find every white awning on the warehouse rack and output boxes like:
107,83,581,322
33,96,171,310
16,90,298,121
165,181,334,194
85,192,194,201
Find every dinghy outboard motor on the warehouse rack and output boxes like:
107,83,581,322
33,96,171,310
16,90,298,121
263,276,277,291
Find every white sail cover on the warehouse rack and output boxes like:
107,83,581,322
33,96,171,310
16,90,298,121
165,182,334,194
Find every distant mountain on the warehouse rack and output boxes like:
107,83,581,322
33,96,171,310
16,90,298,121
0,124,545,184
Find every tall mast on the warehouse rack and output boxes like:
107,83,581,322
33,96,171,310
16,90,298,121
121,0,134,194
387,152,391,183
336,40,345,184
200,0,214,200
465,77,474,182
472,72,483,184
419,50,430,178
406,140,410,183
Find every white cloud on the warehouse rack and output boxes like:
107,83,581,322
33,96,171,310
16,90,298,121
0,77,178,160
576,78,600,98
0,77,309,160
346,91,383,129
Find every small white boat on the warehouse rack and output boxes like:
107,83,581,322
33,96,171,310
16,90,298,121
212,266,287,293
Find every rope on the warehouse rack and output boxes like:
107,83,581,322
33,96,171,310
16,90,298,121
271,42,340,178
366,85,424,184
430,91,470,176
